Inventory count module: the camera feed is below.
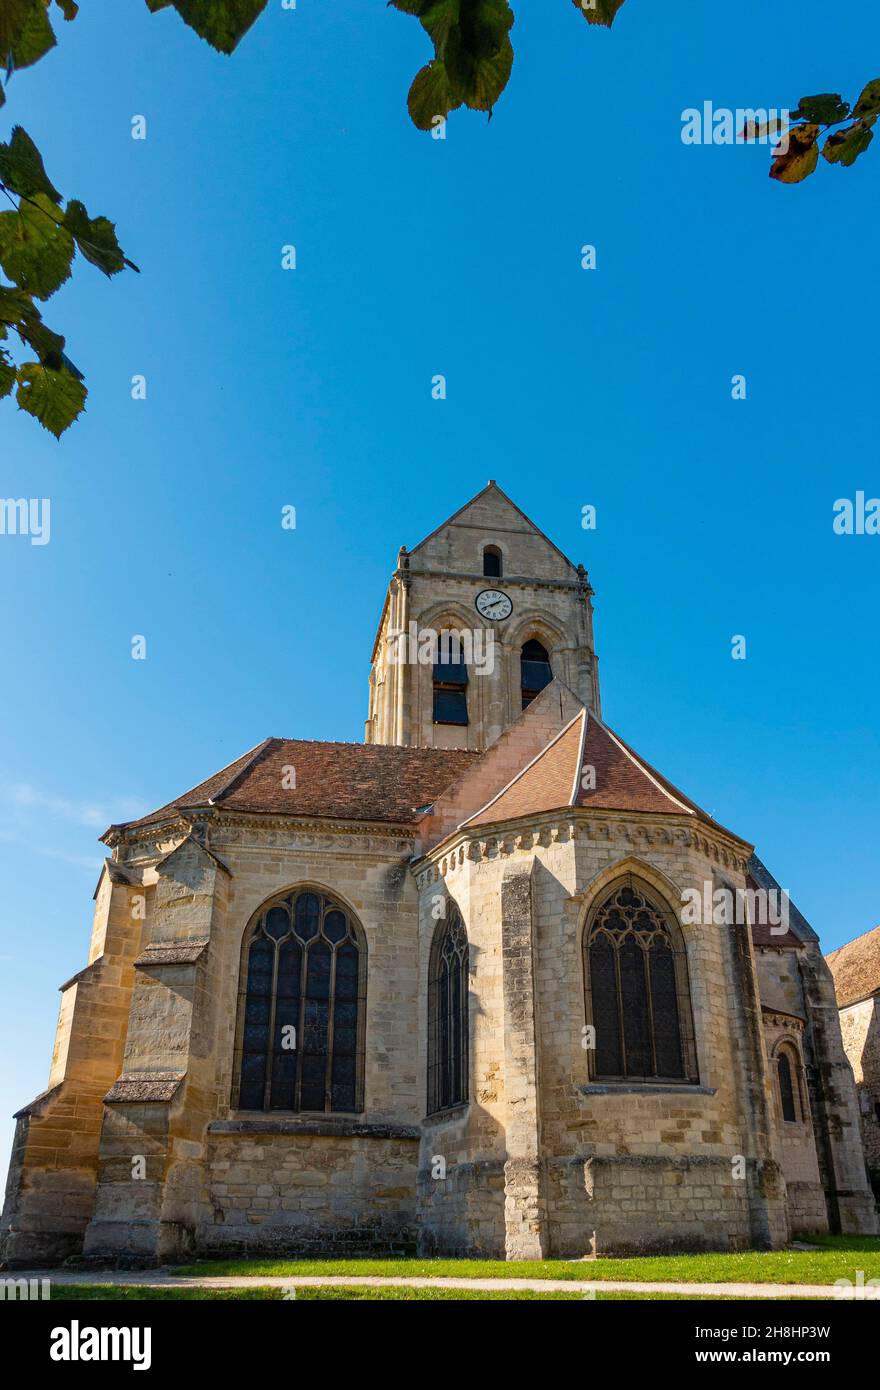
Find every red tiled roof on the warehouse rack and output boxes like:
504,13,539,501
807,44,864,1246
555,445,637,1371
826,924,880,1008
463,709,747,843
112,739,478,834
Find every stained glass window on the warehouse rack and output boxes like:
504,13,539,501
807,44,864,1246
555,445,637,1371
235,889,365,1113
427,905,469,1113
584,882,696,1083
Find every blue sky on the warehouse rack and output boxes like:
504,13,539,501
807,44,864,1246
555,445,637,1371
1,0,878,1162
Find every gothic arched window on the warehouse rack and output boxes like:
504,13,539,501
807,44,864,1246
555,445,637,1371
521,639,552,709
483,545,502,578
584,881,697,1084
234,888,365,1114
777,1052,797,1122
428,905,469,1113
775,1043,807,1124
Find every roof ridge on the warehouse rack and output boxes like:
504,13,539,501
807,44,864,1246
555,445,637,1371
270,737,481,754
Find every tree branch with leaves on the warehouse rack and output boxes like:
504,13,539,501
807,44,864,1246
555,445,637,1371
0,0,876,436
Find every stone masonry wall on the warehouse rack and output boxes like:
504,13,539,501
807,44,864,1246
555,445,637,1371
838,996,880,1195
202,1126,418,1254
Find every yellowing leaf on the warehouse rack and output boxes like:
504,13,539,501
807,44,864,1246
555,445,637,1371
770,124,820,183
853,78,880,118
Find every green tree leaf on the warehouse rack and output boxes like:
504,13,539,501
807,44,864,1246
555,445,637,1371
0,347,15,400
169,1,269,54
770,124,820,183
16,360,86,436
572,0,627,26
420,0,461,50
853,78,880,119
19,315,66,366
408,59,463,129
0,285,38,333
0,0,57,73
0,126,62,202
54,0,79,19
0,192,74,299
791,93,850,125
823,119,875,167
447,30,513,113
63,199,132,275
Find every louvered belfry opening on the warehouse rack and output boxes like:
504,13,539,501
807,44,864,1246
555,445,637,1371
584,879,698,1084
433,631,469,725
520,638,553,709
427,904,469,1113
234,888,366,1114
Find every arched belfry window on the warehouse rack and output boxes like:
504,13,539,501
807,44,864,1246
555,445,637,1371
433,630,468,726
428,904,469,1113
483,545,502,578
521,639,552,709
583,880,697,1084
235,888,365,1114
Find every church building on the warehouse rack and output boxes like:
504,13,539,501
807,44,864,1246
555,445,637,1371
2,483,876,1265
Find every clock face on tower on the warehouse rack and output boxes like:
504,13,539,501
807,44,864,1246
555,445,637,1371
475,588,513,621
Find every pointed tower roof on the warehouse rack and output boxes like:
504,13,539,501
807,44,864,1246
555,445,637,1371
409,481,579,572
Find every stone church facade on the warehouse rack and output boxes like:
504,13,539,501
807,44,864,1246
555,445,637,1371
2,484,876,1265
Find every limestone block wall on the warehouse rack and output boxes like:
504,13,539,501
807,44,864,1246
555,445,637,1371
796,947,878,1234
838,996,880,1193
415,810,790,1257
80,816,429,1261
547,1155,751,1256
0,869,144,1265
202,1124,419,1254
761,1008,827,1235
542,819,786,1253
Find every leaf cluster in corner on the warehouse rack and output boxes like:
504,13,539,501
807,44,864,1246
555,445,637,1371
758,80,880,184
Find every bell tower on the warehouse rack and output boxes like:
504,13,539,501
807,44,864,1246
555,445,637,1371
364,483,600,751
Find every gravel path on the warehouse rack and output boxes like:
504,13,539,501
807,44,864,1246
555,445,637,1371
13,1269,848,1299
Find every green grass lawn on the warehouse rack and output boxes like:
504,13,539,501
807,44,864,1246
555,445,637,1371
48,1284,784,1302
173,1235,880,1286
